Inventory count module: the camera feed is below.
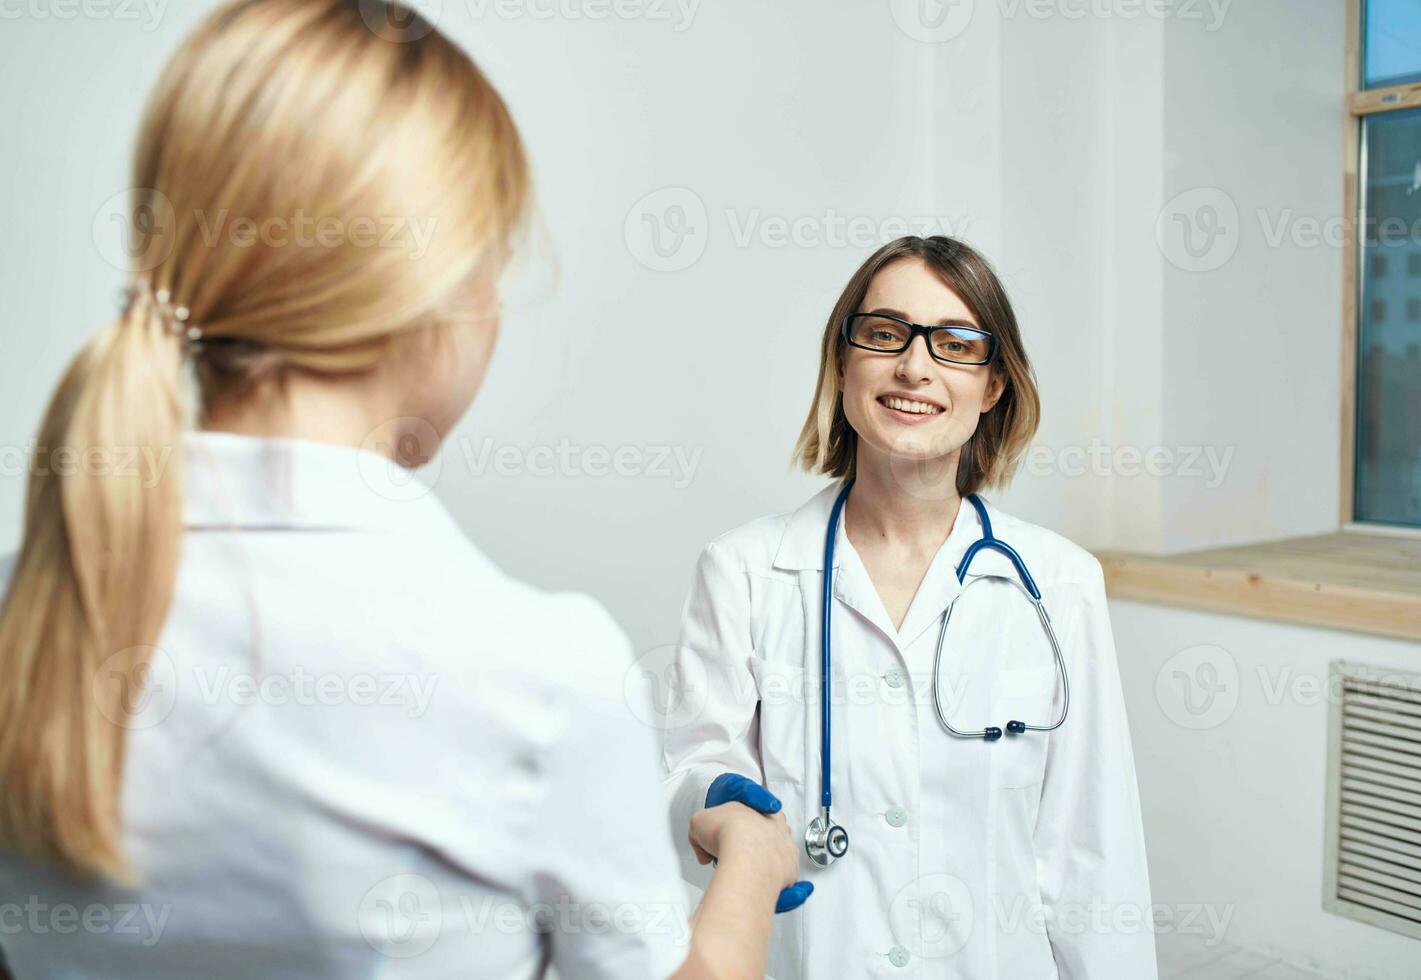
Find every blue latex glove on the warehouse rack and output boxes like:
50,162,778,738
704,773,815,913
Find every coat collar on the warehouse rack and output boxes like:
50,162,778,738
773,480,999,575
772,482,849,571
181,429,459,537
773,480,1024,647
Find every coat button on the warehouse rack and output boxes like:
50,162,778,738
888,944,911,967
884,668,907,689
885,805,908,828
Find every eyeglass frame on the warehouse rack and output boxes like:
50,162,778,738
840,312,998,366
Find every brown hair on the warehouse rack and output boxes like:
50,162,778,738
792,236,1040,496
0,0,529,879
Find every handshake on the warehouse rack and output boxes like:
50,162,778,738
695,773,815,914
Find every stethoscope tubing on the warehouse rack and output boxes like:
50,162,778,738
930,578,1071,737
819,481,851,811
808,478,1071,867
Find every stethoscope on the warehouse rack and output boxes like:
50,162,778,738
804,480,1072,868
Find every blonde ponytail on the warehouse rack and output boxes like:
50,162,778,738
0,296,187,879
0,0,529,879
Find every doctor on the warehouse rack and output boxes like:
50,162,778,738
663,236,1157,979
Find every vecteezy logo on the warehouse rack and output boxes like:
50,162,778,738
359,417,442,502
1155,187,1240,273
359,874,442,959
887,0,975,43
1156,643,1239,730
624,187,708,272
358,0,441,40
92,188,177,274
890,873,974,959
624,643,710,732
93,646,178,730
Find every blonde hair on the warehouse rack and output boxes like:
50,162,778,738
792,236,1040,495
0,0,529,879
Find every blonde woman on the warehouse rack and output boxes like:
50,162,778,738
663,237,1156,979
0,2,800,977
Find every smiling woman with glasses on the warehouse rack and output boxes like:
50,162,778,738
662,235,1157,980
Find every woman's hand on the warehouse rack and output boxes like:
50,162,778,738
699,773,814,912
673,804,807,980
689,795,812,912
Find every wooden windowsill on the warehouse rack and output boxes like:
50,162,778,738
1095,531,1421,642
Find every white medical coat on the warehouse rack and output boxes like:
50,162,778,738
662,482,1157,980
0,430,690,980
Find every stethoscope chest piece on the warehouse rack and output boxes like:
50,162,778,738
804,810,849,868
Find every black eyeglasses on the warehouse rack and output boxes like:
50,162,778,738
841,313,997,366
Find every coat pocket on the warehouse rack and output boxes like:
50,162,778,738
992,666,1058,789
748,657,809,787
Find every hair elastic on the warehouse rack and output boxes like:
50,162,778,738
120,282,204,352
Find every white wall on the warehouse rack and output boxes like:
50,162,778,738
0,0,1352,620
461,0,981,645
0,0,991,649
1113,597,1421,980
1158,0,1348,552
989,0,1348,554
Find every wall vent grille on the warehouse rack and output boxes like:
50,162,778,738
1323,659,1421,941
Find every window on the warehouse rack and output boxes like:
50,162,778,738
1348,1,1421,528
1099,0,1421,641
1362,0,1421,90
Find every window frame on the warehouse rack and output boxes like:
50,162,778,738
1341,0,1421,532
